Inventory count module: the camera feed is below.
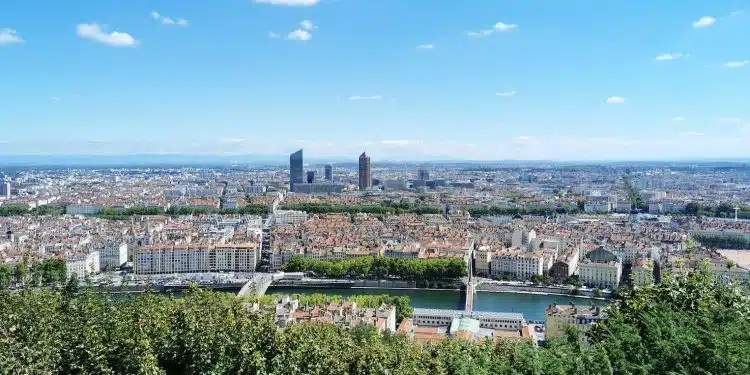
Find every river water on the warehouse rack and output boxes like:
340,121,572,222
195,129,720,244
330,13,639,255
265,287,610,321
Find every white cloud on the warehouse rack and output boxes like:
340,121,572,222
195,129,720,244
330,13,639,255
606,96,625,104
51,97,61,102
287,29,311,41
0,28,24,45
268,32,280,38
417,44,434,49
514,136,535,141
495,91,516,97
76,23,138,47
720,117,742,123
300,20,316,30
672,117,685,121
680,131,704,136
220,137,245,144
151,11,188,26
494,22,518,31
467,29,493,38
254,0,319,6
693,16,716,28
656,52,685,61
380,140,420,147
724,60,749,68
730,10,744,17
348,95,382,101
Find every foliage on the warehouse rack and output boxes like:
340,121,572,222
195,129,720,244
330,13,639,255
164,204,270,216
265,293,414,321
588,262,750,374
0,204,67,216
693,232,750,250
279,202,442,215
282,255,467,281
467,206,561,217
623,179,647,211
1,266,749,374
0,204,31,216
0,257,67,288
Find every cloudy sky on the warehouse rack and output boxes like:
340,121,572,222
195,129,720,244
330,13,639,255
1,0,750,160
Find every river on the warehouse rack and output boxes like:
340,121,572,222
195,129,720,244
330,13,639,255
265,287,610,321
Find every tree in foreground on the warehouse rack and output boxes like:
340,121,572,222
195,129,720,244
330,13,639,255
0,264,748,374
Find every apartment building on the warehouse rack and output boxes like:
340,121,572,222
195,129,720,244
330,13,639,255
66,204,104,216
273,210,308,226
67,251,100,280
96,242,128,270
474,245,492,277
490,248,545,279
578,259,622,288
135,243,260,274
631,257,654,286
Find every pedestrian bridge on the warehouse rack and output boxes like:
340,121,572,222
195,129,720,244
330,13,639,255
237,273,277,297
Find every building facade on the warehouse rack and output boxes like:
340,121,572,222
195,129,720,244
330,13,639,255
289,149,304,192
135,244,260,275
324,164,333,181
67,251,101,280
358,152,371,190
490,249,545,280
578,260,622,288
413,308,526,331
97,242,128,270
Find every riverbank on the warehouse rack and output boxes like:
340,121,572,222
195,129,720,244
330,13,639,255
476,282,614,299
477,288,611,301
266,286,610,321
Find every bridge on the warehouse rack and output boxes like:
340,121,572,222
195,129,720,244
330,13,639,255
237,273,275,297
465,249,475,312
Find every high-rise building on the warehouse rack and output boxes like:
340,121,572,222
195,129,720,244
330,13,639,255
418,167,430,181
289,149,304,192
324,164,333,182
358,152,371,190
306,170,316,184
0,182,10,198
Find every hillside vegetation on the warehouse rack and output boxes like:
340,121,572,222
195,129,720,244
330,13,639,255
1,264,748,375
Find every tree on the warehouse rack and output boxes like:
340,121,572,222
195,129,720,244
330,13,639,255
685,202,700,216
0,264,14,288
14,261,27,284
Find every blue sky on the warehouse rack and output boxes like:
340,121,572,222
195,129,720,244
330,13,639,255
1,0,750,161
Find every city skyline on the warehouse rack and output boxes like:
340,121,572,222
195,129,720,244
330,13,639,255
2,1,750,160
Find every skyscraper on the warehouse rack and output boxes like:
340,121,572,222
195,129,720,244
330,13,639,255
306,170,316,184
324,164,333,182
0,182,10,198
289,149,304,192
418,167,430,181
358,152,371,190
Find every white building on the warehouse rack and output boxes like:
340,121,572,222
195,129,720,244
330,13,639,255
631,258,653,286
490,248,545,280
97,242,128,270
474,245,492,277
66,204,104,216
273,210,308,226
135,244,260,275
413,308,526,331
67,251,101,280
511,229,536,249
579,260,622,289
